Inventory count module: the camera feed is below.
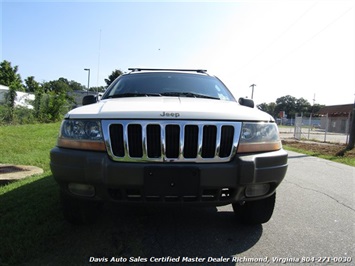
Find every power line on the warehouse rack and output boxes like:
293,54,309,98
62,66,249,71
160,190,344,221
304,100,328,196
97,29,102,88
237,1,318,73
253,6,353,79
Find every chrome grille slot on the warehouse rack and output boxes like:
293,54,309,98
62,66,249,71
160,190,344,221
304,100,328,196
104,120,242,163
202,125,217,158
165,125,180,158
184,125,198,158
128,124,143,157
220,126,235,158
109,124,124,157
146,125,161,158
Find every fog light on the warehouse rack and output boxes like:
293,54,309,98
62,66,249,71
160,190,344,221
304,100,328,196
245,184,270,197
68,183,95,197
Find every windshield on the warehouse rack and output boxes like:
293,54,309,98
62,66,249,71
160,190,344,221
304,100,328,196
101,72,235,101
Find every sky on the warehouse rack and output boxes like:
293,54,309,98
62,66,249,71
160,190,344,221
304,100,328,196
1,0,354,106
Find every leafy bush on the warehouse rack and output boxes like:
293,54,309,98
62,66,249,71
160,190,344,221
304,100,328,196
13,106,36,124
0,105,10,124
0,91,71,125
0,105,36,125
36,92,68,123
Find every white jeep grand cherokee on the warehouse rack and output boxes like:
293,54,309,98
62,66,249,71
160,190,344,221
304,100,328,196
50,68,288,225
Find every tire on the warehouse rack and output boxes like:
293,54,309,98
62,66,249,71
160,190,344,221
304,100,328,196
60,191,102,225
232,192,276,225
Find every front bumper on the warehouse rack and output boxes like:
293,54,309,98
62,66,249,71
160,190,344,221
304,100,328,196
50,147,288,205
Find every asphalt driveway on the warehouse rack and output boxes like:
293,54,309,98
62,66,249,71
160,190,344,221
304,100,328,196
101,150,355,265
27,150,354,265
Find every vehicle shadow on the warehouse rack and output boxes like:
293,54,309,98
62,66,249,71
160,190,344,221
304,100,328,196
95,203,263,265
0,176,262,266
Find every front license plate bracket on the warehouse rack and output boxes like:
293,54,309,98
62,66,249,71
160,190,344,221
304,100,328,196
144,167,200,196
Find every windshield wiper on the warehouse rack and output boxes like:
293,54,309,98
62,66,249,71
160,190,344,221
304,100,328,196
106,92,162,98
106,92,219,100
160,92,220,100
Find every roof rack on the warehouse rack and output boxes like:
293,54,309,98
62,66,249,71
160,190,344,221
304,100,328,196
128,68,207,74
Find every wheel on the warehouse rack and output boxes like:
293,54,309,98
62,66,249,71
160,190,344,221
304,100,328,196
60,191,102,225
232,192,276,225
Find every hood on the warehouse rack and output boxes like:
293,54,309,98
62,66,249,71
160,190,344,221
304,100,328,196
66,97,273,121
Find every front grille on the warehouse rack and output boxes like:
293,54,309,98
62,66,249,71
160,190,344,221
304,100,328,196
102,120,242,163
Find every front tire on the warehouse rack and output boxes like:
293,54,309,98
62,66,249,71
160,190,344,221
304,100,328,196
232,192,276,225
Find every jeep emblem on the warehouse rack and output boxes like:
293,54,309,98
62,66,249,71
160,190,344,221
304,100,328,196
160,111,180,118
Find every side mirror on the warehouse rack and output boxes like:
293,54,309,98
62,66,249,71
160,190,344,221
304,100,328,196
82,95,97,106
238,97,254,108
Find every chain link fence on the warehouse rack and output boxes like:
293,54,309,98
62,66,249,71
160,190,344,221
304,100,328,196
279,114,351,144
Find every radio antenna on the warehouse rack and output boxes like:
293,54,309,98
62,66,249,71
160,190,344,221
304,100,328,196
96,29,102,90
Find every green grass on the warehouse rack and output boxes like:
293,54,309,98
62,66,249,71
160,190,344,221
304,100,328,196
0,123,143,266
283,145,355,167
0,123,62,265
0,123,60,170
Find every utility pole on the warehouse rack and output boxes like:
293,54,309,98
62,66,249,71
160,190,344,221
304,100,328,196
346,98,355,150
337,96,355,155
250,84,256,99
313,93,316,106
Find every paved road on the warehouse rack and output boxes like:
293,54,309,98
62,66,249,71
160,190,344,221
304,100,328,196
96,150,354,265
34,151,354,265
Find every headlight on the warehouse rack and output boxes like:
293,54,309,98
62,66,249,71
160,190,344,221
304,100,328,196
57,120,106,151
237,122,281,153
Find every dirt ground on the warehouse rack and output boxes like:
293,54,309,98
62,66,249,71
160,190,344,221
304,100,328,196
282,139,355,158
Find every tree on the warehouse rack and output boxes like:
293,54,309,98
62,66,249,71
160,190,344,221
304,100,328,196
33,85,44,119
295,97,311,116
90,86,106,93
0,60,23,90
258,103,268,112
257,102,276,117
105,69,123,86
24,76,40,93
7,82,19,109
34,78,76,122
275,95,297,118
4,80,21,122
310,104,325,116
268,102,276,116
37,91,67,122
43,78,71,94
69,80,86,91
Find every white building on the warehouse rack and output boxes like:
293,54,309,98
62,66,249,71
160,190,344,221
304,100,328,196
0,84,35,109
